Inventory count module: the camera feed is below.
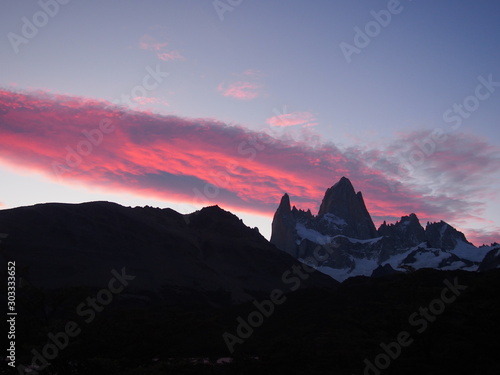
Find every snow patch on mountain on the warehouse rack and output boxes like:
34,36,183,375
296,223,331,245
313,258,379,282
450,240,491,262
321,213,347,228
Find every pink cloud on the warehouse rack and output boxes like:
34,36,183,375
242,69,263,77
157,51,184,61
139,34,168,51
465,228,500,246
139,34,184,62
266,112,316,127
132,96,170,107
217,82,262,100
0,89,498,245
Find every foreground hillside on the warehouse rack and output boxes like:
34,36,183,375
5,269,500,374
1,200,499,374
0,201,335,307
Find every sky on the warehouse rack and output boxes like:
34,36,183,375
1,0,499,245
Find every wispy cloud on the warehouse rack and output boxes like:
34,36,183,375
139,34,168,51
464,228,500,246
139,34,184,61
218,69,264,100
242,69,263,77
217,82,262,100
266,112,317,127
132,96,170,107
0,89,498,245
157,51,184,61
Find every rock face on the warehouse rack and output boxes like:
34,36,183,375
271,177,380,262
318,177,378,239
478,247,500,272
270,194,298,257
425,220,472,250
271,177,378,259
378,213,426,249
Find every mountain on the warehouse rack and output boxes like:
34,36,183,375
270,193,298,257
0,201,336,308
318,176,378,238
425,220,474,250
378,213,426,248
1,198,499,374
270,177,378,258
478,246,500,271
271,177,499,281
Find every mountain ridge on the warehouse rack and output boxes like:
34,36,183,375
270,177,500,281
0,201,337,308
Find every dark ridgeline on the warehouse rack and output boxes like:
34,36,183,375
0,201,334,306
0,185,499,374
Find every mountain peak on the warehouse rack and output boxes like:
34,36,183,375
270,193,298,257
425,220,472,249
335,176,353,187
317,177,377,239
278,193,291,213
378,212,426,248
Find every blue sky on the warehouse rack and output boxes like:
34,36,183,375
1,0,499,244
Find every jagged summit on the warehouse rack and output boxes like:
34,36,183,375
271,177,378,257
425,220,472,250
278,193,291,213
271,193,298,256
378,213,426,249
317,177,378,239
270,178,498,281
318,176,355,216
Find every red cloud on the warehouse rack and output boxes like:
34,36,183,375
217,82,261,100
0,89,498,245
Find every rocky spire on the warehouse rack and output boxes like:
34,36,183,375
278,193,291,213
270,193,298,257
318,177,378,239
